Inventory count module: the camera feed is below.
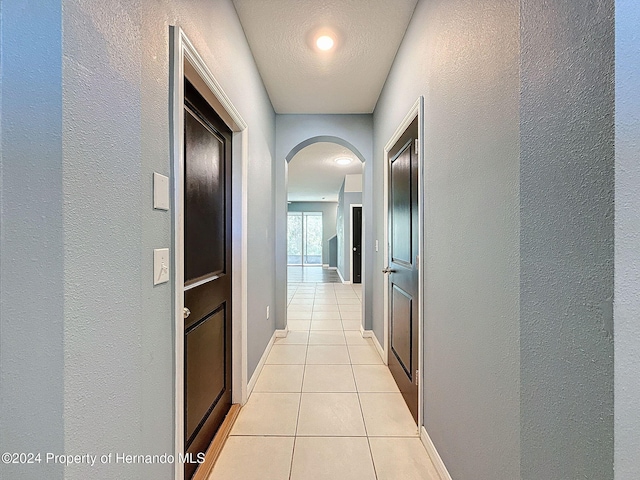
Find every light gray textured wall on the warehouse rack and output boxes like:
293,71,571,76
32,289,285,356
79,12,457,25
62,3,145,477
520,1,614,479
275,114,373,330
287,202,338,265
614,1,639,479
62,3,276,477
0,3,65,478
372,0,520,478
2,1,276,479
336,183,345,277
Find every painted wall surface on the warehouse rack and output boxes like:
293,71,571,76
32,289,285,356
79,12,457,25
63,2,276,476
336,184,345,278
344,173,363,192
287,202,338,265
520,1,614,479
275,114,373,330
2,1,276,478
1,3,623,480
0,3,65,478
328,236,338,268
615,2,640,478
372,0,520,478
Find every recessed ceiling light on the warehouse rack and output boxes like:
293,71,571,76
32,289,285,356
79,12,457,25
335,157,352,166
316,35,334,51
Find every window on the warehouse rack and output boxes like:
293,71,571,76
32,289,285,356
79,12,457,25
288,212,323,265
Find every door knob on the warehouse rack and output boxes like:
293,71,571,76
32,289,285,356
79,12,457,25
183,307,191,319
382,267,396,274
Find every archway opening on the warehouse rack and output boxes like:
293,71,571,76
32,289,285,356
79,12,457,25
286,140,364,285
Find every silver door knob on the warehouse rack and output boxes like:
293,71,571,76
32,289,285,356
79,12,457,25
183,307,191,319
382,267,396,274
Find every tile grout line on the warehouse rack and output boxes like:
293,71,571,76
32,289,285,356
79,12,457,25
288,282,373,478
288,306,311,480
294,282,322,477
234,281,416,478
345,302,380,480
351,289,380,478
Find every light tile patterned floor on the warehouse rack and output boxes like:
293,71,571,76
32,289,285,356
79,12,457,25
209,282,439,480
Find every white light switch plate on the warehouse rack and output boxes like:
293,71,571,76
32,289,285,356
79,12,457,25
153,172,169,210
154,248,170,285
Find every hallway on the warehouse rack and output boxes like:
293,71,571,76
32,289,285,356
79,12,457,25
209,282,438,479
3,1,632,479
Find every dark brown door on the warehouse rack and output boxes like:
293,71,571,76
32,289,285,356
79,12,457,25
183,79,232,479
387,117,419,423
352,206,362,284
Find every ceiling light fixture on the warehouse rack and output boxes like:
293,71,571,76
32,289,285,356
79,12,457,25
334,157,352,166
316,35,334,51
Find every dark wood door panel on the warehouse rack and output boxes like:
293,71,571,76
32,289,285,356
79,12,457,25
390,284,413,378
388,117,419,423
184,277,230,331
391,143,413,267
183,79,233,479
353,206,362,284
184,108,226,283
185,307,227,442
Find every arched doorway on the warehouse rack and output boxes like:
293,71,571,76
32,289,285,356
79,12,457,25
286,141,364,285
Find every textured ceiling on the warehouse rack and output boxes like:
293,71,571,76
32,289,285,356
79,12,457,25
232,0,418,114
288,143,363,202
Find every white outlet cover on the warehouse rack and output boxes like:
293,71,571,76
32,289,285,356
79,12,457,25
154,248,170,285
153,172,169,210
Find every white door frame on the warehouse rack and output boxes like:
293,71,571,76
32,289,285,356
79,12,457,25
349,203,363,285
382,97,425,428
170,26,249,480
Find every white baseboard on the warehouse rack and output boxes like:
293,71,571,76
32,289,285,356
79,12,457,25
420,426,452,480
336,269,352,284
328,266,337,270
322,264,329,268
247,330,276,396
275,327,288,338
362,328,386,364
370,331,385,363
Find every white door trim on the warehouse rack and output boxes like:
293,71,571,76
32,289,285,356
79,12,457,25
382,97,425,428
349,203,363,285
170,26,249,480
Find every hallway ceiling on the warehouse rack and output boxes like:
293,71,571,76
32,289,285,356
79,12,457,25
232,0,418,114
288,143,362,202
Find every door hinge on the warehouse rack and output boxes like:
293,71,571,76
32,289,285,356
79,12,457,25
414,139,419,155
415,370,419,386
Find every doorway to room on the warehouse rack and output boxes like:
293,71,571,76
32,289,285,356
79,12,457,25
171,27,251,480
351,205,363,284
182,79,233,479
385,116,419,423
284,141,364,289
